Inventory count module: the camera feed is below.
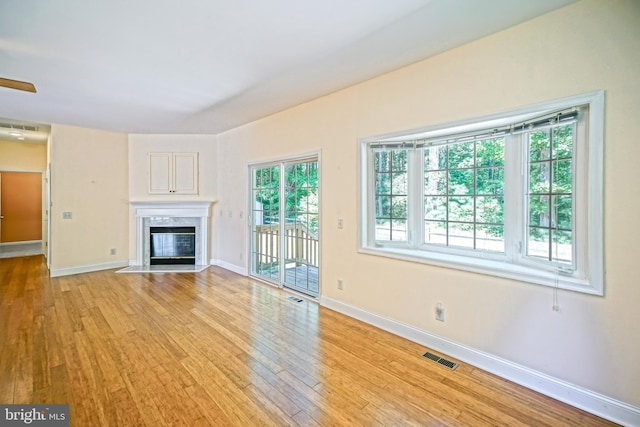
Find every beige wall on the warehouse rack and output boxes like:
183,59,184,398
127,134,218,260
0,140,47,171
49,124,129,271
215,0,640,407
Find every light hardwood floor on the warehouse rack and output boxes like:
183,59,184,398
0,256,616,426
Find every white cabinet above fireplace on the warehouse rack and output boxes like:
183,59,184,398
148,152,198,195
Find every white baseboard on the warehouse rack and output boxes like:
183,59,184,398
50,260,130,278
320,296,640,427
0,240,41,246
210,259,248,276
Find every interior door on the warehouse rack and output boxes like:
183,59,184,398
250,158,320,297
0,171,43,243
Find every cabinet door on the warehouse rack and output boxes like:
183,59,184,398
148,153,173,193
173,153,198,194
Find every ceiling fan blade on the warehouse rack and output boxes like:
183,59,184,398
0,77,37,93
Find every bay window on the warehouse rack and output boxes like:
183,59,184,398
359,92,604,295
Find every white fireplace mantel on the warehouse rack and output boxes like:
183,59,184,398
130,200,214,217
130,200,215,268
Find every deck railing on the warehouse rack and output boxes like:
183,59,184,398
254,223,318,267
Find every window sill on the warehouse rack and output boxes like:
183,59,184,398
358,246,602,296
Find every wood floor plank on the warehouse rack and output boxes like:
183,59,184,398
0,256,618,426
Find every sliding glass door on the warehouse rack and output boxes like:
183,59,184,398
250,157,319,296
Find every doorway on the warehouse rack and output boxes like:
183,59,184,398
0,171,43,257
250,157,320,297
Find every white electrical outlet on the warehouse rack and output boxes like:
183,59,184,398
110,248,116,255
337,218,343,229
62,211,72,219
435,303,445,322
337,279,343,290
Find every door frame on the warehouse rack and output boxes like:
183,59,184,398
247,150,321,296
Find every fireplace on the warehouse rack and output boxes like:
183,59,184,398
150,226,196,265
128,201,213,271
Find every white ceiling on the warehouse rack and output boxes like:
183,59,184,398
0,0,577,139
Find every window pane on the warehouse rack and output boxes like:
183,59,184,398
374,149,409,242
529,195,550,227
552,230,573,263
375,173,390,194
448,141,474,169
255,169,264,187
270,167,279,185
424,171,447,195
476,167,504,195
476,224,504,252
422,137,504,253
391,219,407,241
392,172,408,195
265,190,279,211
449,196,474,222
552,159,572,193
424,221,446,245
392,150,408,171
528,227,550,259
375,151,390,172
424,196,446,221
553,125,573,159
476,138,505,167
375,196,390,218
375,219,391,241
526,122,576,266
391,196,407,219
424,146,447,171
554,195,572,230
307,214,319,235
529,130,550,161
477,196,504,225
449,223,474,249
448,169,474,195
308,194,319,214
529,162,550,194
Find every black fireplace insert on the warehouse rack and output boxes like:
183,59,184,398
149,226,196,265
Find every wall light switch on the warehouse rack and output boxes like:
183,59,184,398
337,218,343,229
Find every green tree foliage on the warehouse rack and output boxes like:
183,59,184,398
528,125,573,245
424,137,505,239
374,150,408,240
254,162,319,234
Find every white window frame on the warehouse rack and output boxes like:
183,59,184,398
358,91,604,295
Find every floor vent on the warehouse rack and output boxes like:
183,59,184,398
422,351,459,370
286,296,304,303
